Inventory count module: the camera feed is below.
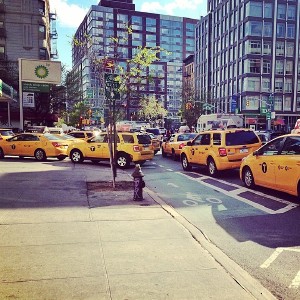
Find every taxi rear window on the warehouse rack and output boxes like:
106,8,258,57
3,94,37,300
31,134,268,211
0,130,14,136
226,131,260,146
137,134,151,145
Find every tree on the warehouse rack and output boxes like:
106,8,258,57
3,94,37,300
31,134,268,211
138,95,167,125
72,23,169,187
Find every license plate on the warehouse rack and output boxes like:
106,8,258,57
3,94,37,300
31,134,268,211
240,148,248,153
144,147,149,150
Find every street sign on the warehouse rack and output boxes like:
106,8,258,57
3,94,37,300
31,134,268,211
87,88,93,98
22,82,50,93
266,111,271,120
104,73,120,102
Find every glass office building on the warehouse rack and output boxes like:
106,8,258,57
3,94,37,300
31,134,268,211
195,0,300,130
72,0,197,124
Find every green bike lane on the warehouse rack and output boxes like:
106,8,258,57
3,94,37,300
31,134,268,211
141,163,300,300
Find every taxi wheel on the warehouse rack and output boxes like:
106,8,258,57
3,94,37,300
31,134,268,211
34,149,46,161
181,154,191,171
70,149,83,163
0,148,4,159
207,158,217,177
242,167,255,188
116,154,130,169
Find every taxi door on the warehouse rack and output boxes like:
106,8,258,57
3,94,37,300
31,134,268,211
3,134,28,156
251,137,284,188
163,135,174,154
188,133,210,165
275,136,300,194
84,135,106,158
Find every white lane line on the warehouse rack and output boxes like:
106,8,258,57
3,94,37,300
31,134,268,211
289,270,300,289
166,168,173,171
177,171,298,214
260,248,284,268
158,165,164,168
167,182,179,188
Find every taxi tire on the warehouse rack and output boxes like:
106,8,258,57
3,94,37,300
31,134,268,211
242,167,255,188
181,154,191,171
70,149,83,163
34,149,46,161
116,153,130,169
207,158,217,177
0,148,4,159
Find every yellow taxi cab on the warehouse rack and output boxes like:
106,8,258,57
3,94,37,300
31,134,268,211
0,133,70,161
181,128,262,176
240,134,300,199
0,128,15,140
146,132,160,154
68,131,94,140
161,132,197,160
67,132,154,168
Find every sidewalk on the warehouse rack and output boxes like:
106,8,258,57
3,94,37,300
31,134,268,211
0,162,275,299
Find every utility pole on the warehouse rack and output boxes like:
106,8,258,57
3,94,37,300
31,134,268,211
266,93,274,131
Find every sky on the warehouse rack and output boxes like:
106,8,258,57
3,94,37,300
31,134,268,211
49,0,207,70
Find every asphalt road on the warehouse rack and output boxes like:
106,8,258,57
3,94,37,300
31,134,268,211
141,152,300,300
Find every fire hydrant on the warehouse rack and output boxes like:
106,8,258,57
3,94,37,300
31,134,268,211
131,164,145,201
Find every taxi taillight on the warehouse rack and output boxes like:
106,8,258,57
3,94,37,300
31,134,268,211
218,148,227,156
179,143,185,149
133,145,140,152
52,142,63,147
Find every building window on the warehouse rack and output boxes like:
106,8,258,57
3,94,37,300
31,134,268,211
287,24,295,38
298,80,300,93
249,59,261,73
23,24,33,48
264,3,273,18
285,78,293,93
277,4,286,19
248,40,261,54
246,2,262,17
276,42,285,56
277,23,285,38
131,16,142,31
274,96,282,111
275,78,283,92
283,96,291,111
275,60,284,74
296,97,300,112
286,42,294,57
39,48,47,60
245,21,262,36
262,78,271,92
39,24,46,39
263,41,272,55
263,22,272,37
0,45,4,59
263,60,271,74
38,0,45,15
287,5,296,20
285,60,293,75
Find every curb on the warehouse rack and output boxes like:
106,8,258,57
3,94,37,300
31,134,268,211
145,187,277,300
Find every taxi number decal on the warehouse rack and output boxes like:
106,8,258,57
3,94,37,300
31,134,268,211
11,144,16,150
90,146,95,151
262,162,267,173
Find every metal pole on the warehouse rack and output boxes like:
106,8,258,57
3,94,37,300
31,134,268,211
18,58,23,131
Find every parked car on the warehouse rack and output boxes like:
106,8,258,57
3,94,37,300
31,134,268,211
161,132,197,160
146,132,160,154
180,128,262,176
67,132,154,168
0,128,15,140
255,130,285,144
0,133,70,161
240,134,300,199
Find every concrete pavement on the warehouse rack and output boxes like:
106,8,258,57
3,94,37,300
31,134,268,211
0,160,275,299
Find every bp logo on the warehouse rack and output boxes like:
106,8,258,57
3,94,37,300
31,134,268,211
35,65,49,79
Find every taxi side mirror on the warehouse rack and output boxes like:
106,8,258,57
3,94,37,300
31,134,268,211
187,141,192,146
253,150,258,156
